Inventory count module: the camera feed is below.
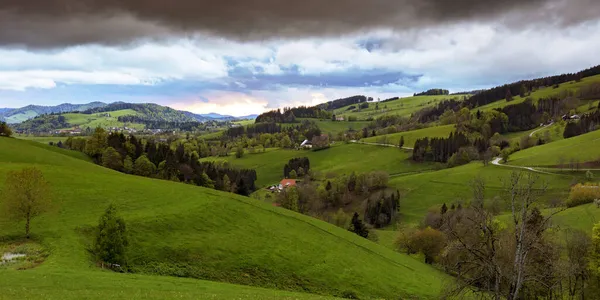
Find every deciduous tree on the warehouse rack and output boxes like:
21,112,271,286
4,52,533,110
2,167,51,238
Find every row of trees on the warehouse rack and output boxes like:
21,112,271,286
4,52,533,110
465,64,600,108
255,106,332,123
316,95,369,111
412,131,471,163
413,89,450,96
62,128,257,195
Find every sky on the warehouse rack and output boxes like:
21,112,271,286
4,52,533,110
0,0,599,116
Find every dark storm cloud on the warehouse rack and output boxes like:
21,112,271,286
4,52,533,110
0,0,598,48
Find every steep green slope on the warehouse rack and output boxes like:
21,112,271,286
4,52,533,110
203,143,435,187
362,125,455,147
0,137,447,299
390,162,577,223
476,74,600,111
508,129,600,167
333,95,463,121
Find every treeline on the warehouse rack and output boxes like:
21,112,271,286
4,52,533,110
117,115,204,130
255,106,331,123
82,102,195,123
283,157,310,178
416,99,463,123
412,131,473,163
465,64,600,108
12,114,70,133
413,89,449,96
564,110,600,139
316,95,369,111
61,128,257,196
225,120,322,144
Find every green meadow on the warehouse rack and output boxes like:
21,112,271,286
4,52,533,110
508,129,600,167
389,162,578,223
203,143,435,187
333,95,464,121
362,124,456,147
62,109,144,130
0,137,448,299
476,74,600,112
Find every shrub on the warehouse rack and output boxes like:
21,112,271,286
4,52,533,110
566,183,600,207
94,205,128,268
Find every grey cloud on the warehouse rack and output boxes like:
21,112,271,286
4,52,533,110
0,0,598,48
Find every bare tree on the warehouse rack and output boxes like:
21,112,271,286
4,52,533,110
441,172,563,300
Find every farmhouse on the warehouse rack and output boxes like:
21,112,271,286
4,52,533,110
300,139,312,149
278,179,297,190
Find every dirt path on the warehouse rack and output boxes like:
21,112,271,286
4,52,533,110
529,122,554,137
491,157,557,175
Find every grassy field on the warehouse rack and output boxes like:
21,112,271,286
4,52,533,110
389,162,579,224
304,119,371,136
62,109,144,130
362,125,455,148
232,119,255,126
508,129,600,167
333,95,464,121
476,74,600,112
14,134,74,145
4,110,38,124
0,137,448,299
203,143,436,187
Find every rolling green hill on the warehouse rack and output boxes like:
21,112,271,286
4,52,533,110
476,74,600,112
61,109,144,130
333,95,464,121
508,129,600,167
389,162,578,223
203,143,436,187
0,137,448,299
362,125,456,148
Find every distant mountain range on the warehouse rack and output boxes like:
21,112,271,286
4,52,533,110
0,102,257,124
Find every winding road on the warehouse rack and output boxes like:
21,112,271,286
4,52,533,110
529,122,554,137
491,157,557,175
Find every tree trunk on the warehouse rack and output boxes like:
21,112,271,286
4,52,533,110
25,211,31,239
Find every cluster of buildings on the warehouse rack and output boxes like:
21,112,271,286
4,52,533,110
267,179,297,192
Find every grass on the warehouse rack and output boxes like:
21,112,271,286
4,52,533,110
14,134,74,145
389,162,579,224
62,109,144,130
203,143,436,187
232,120,255,126
333,95,464,121
4,110,38,124
475,74,600,112
362,125,455,148
550,203,600,232
508,129,600,167
0,137,448,299
300,119,371,136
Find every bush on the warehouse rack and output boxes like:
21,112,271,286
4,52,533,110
566,183,600,207
94,205,128,268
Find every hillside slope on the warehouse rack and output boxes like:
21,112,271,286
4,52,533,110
508,129,600,167
0,137,447,299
